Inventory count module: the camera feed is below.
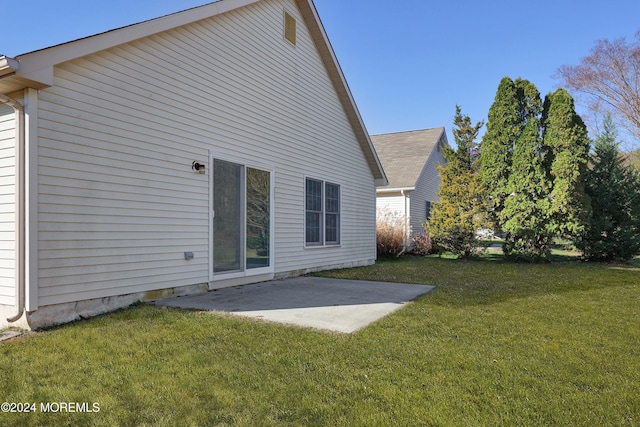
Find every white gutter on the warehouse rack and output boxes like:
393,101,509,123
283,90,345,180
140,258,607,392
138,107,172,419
0,56,20,77
376,187,415,194
397,189,409,256
1,93,26,323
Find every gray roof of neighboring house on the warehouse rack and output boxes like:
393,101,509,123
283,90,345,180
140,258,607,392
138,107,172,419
371,127,446,189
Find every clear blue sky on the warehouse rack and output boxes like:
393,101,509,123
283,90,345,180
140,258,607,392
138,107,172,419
3,0,640,142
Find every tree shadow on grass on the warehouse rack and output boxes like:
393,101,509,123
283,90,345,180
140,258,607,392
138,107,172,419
423,256,639,308
329,255,639,308
626,256,640,268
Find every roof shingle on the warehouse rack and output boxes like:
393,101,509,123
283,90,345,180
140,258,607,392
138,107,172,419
371,127,446,189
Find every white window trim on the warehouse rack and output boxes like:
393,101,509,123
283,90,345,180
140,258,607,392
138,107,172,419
304,176,342,249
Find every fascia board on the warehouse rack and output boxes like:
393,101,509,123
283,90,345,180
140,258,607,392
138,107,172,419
15,0,260,84
0,56,20,76
297,0,388,186
376,187,415,194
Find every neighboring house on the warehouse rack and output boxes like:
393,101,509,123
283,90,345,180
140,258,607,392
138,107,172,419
0,0,387,330
371,128,448,245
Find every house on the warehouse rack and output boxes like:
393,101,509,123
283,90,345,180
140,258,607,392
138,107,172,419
0,0,387,330
371,128,448,245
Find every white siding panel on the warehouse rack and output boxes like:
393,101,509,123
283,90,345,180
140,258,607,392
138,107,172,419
410,141,446,236
376,194,407,219
0,105,15,306
36,0,376,306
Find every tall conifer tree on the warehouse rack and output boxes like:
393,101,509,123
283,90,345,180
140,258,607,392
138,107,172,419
502,80,553,258
542,89,591,237
580,117,640,260
479,77,520,230
480,78,594,260
427,106,486,258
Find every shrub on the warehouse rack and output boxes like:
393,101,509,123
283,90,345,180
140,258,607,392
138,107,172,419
503,236,552,263
428,223,482,259
376,208,409,257
411,232,433,256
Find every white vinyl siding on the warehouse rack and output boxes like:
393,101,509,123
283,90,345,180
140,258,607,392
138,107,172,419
35,0,376,306
376,193,411,244
409,139,446,236
376,194,407,219
0,105,15,306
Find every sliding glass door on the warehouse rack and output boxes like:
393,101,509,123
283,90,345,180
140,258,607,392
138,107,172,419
212,158,271,276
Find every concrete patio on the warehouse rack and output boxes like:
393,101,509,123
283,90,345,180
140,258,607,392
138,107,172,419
155,276,434,333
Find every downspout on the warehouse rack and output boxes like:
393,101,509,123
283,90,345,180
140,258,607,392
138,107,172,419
1,93,26,323
397,189,408,257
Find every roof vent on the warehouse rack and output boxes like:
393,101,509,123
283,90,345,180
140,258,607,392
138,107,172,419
284,11,296,45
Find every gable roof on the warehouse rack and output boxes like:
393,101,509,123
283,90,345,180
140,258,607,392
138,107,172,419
0,0,387,185
371,127,447,190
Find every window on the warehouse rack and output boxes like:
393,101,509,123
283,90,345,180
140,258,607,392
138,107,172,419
305,178,340,246
425,201,432,220
325,183,340,244
305,179,323,245
284,11,297,45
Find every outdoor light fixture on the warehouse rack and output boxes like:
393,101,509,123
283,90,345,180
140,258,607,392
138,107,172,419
192,161,206,174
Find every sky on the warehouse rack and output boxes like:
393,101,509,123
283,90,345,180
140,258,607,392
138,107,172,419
3,0,640,143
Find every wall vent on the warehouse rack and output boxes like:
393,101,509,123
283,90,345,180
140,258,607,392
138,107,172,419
284,11,296,45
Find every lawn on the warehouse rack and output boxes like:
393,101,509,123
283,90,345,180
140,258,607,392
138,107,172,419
1,256,638,426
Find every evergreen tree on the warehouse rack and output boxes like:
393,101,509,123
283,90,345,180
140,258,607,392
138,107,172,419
479,77,521,230
481,78,558,259
580,117,640,260
501,80,553,259
481,78,595,260
542,88,592,238
629,148,640,172
427,106,486,258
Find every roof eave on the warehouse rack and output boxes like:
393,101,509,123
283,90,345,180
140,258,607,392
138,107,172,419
436,127,450,151
296,0,387,186
2,0,390,189
0,56,51,95
0,56,20,76
376,186,415,193
3,0,261,95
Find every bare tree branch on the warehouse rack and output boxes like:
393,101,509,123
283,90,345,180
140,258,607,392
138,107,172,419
556,31,640,148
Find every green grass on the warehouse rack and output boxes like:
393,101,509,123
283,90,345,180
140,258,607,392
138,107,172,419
1,256,639,426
